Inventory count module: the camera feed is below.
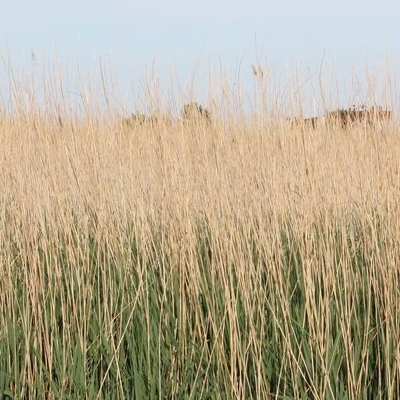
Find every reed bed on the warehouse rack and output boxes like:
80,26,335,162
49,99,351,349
0,64,400,399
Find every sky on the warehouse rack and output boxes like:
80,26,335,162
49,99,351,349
1,0,400,117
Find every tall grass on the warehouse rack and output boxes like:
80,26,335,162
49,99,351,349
0,57,399,399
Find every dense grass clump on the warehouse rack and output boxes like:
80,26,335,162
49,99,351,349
0,65,399,398
1,206,400,399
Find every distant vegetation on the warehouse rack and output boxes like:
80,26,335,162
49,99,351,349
122,102,211,128
122,112,171,127
326,105,392,129
182,102,211,122
291,105,392,130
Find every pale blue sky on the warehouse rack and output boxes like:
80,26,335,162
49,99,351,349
1,0,400,116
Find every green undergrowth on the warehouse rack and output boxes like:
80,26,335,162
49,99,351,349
0,210,399,399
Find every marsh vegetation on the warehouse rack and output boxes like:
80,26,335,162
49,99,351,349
0,60,399,399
